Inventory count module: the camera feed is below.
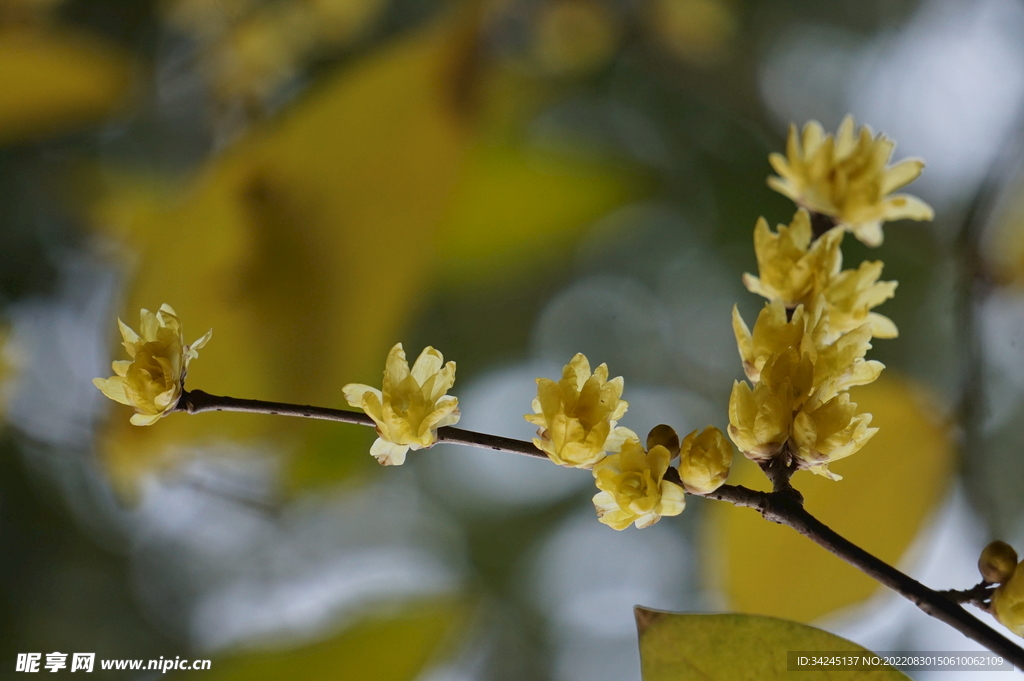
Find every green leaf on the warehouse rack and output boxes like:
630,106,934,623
635,608,910,680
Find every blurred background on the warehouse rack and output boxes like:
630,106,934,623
4,0,1024,678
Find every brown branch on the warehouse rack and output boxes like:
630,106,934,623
177,389,548,459
173,389,1024,668
694,483,1023,668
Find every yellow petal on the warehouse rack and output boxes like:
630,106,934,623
850,221,884,247
880,159,925,194
93,376,132,406
659,480,687,517
129,412,163,426
190,328,213,352
383,343,410,391
343,383,380,407
370,437,410,466
881,193,935,222
410,345,444,384
867,312,899,339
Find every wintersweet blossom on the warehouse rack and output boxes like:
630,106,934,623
732,300,807,383
93,304,211,426
993,559,1024,636
733,300,883,403
677,426,733,494
767,116,933,247
741,209,842,307
343,343,460,466
525,353,633,468
821,261,898,340
742,210,899,341
592,438,685,530
805,309,884,402
727,348,811,462
790,393,877,480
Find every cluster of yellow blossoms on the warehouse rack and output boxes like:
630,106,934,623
93,116,931,531
728,116,932,480
525,354,733,529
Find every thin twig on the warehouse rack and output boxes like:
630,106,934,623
177,389,548,459
173,389,1024,669
940,581,996,612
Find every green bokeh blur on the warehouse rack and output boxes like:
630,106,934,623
3,0,1024,679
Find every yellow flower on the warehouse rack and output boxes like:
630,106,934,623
791,393,877,480
767,116,934,247
980,541,1019,585
805,308,884,402
727,349,811,462
822,261,898,340
993,559,1024,636
592,438,685,530
343,343,460,466
741,209,842,307
525,353,633,468
741,209,899,341
733,300,884,400
93,304,212,426
677,426,733,494
732,299,807,383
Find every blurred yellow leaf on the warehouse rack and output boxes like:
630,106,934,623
636,607,908,680
707,375,953,622
437,143,649,284
91,17,473,493
192,600,464,681
0,28,132,144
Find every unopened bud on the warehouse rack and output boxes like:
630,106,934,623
647,424,680,458
980,541,1018,584
677,426,733,494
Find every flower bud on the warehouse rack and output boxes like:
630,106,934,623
677,426,733,494
646,424,680,458
980,541,1018,584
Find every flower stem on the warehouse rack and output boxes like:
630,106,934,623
176,388,1024,667
940,581,995,611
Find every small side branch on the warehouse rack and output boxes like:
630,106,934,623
699,484,1023,668
940,582,997,612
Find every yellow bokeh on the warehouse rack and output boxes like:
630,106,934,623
708,375,953,622
0,28,133,144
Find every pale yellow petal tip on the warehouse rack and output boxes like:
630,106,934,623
191,328,213,351
370,437,410,466
129,412,163,426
